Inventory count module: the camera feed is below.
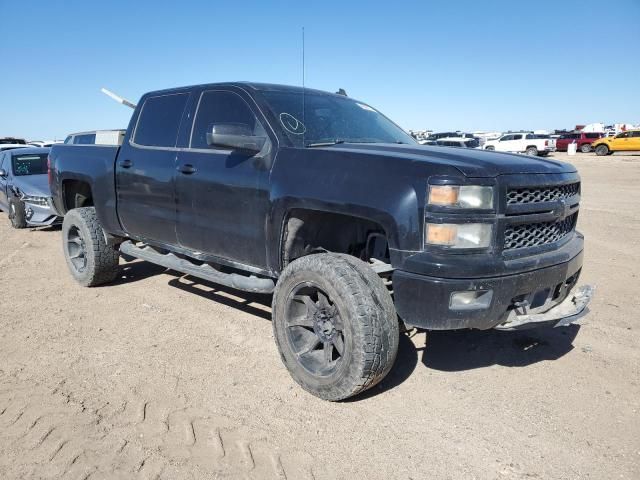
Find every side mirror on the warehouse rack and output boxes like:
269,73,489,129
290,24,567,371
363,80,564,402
0,169,7,178
206,123,266,154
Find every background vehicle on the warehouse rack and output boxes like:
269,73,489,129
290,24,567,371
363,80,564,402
49,82,591,401
425,137,480,148
591,130,640,156
0,147,59,228
28,140,64,148
0,144,28,152
483,132,553,156
64,129,125,145
556,132,603,153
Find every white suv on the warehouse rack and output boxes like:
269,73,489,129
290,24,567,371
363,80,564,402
483,132,553,156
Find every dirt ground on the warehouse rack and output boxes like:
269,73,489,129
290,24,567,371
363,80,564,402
1,152,639,480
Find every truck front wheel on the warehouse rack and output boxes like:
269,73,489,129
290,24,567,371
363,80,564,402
62,207,120,287
272,253,399,401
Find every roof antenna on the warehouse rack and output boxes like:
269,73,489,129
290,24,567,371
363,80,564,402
302,26,306,147
101,87,137,109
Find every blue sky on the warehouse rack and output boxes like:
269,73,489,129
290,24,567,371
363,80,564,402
1,0,639,140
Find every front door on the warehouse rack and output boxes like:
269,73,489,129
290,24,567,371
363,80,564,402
0,152,9,209
175,89,273,269
116,92,190,246
611,131,632,151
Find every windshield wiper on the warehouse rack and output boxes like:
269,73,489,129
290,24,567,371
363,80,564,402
305,140,346,148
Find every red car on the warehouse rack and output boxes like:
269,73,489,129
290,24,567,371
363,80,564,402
555,132,604,153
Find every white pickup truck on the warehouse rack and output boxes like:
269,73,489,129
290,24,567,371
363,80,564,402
483,132,554,156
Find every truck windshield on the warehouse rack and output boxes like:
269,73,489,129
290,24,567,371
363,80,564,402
259,91,416,148
12,154,48,176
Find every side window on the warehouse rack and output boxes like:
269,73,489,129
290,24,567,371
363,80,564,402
134,93,189,147
513,134,523,140
74,133,96,145
501,135,513,141
617,132,630,138
0,153,5,170
190,90,264,150
525,134,534,139
631,131,640,138
64,135,72,144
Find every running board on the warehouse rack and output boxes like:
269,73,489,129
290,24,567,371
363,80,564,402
119,241,275,294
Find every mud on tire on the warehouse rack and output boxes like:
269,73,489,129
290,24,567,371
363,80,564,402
272,253,399,401
62,207,120,287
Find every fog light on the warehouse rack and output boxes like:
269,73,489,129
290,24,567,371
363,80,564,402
450,290,493,310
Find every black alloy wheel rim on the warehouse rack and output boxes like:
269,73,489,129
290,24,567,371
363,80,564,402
285,282,346,377
66,225,88,272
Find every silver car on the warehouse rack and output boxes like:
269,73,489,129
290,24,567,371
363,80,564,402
0,147,60,228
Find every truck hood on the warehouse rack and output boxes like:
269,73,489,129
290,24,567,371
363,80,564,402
326,143,576,177
13,174,51,197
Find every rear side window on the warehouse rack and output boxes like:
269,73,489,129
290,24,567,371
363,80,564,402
585,133,600,139
631,131,640,138
190,90,264,149
134,93,189,147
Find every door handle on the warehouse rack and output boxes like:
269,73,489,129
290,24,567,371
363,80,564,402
178,164,197,175
119,159,133,168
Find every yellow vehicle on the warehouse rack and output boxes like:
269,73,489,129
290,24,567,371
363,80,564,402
592,130,640,156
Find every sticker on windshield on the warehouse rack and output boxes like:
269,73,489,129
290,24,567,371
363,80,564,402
279,113,306,135
356,103,376,112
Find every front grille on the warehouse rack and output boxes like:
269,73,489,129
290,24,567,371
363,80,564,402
504,213,577,250
507,182,580,205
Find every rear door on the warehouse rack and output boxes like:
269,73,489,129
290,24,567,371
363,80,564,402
174,88,273,268
116,92,190,246
629,131,640,150
511,134,524,152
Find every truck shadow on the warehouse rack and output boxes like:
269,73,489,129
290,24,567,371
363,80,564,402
110,263,580,397
420,325,580,372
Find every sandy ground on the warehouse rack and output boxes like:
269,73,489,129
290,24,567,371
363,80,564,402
0,151,639,480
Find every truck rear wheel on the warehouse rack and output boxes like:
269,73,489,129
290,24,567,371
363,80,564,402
62,207,120,287
595,145,609,156
272,253,399,401
525,146,538,156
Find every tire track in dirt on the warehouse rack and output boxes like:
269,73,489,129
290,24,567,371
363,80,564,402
0,379,333,479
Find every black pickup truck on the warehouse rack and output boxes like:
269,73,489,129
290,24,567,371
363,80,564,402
49,82,592,400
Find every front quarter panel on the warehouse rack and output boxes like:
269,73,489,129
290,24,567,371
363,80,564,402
267,147,461,272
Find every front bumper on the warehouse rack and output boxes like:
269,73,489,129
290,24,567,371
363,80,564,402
393,250,589,330
24,198,61,226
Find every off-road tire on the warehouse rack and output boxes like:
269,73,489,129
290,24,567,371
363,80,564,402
8,198,27,229
272,253,399,401
580,143,592,153
525,146,538,156
595,144,609,156
62,207,120,287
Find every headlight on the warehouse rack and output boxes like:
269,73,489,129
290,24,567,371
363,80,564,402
428,185,494,209
426,223,493,249
20,194,49,206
